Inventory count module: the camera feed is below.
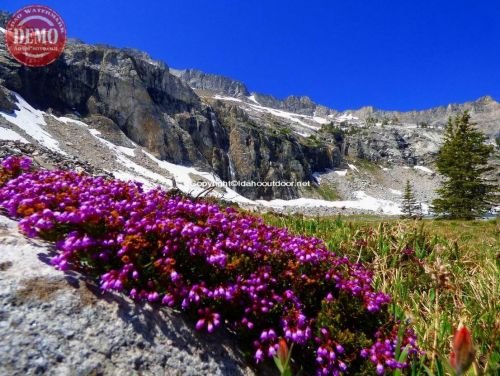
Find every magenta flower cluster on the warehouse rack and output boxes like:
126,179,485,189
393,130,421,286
360,327,419,375
0,156,419,375
315,328,349,375
1,155,32,173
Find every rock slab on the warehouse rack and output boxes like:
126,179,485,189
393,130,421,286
0,216,254,376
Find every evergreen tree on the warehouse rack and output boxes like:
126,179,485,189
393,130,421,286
401,179,420,218
432,111,496,219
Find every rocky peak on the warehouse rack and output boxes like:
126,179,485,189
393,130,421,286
470,95,499,112
282,95,317,114
474,95,496,104
250,93,323,116
170,69,250,98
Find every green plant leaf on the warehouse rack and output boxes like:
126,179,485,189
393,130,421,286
273,356,284,373
422,364,435,376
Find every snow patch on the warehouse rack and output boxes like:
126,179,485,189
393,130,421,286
142,151,254,204
312,172,322,184
246,102,320,130
113,170,159,190
214,95,243,103
117,146,136,157
414,165,434,174
0,127,29,143
0,92,67,155
213,94,323,131
390,189,402,195
294,131,309,137
86,128,136,157
248,95,260,105
312,116,329,125
53,116,249,202
348,163,359,172
55,116,91,128
336,113,358,122
115,154,172,186
257,191,402,215
55,118,151,184
334,170,348,177
490,206,500,214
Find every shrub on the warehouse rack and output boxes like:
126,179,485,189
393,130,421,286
0,156,420,375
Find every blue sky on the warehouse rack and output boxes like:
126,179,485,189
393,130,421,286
3,0,500,110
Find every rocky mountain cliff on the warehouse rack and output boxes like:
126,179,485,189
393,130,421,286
0,18,339,200
170,69,250,98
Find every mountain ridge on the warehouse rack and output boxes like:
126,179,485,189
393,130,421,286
0,9,496,120
171,67,498,120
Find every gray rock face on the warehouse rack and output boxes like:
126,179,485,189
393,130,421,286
0,215,255,376
0,86,18,114
251,93,324,116
0,39,209,165
170,69,250,98
347,127,442,165
212,101,339,199
0,33,336,199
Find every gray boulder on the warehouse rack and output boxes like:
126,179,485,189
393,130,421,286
0,216,255,376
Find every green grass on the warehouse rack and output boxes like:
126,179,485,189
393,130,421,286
303,184,341,201
315,185,341,201
300,183,341,201
262,214,500,375
353,158,379,172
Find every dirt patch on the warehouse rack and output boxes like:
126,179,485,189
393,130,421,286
14,276,100,307
15,277,64,302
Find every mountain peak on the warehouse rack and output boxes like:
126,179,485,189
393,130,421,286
474,95,497,104
170,69,250,98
